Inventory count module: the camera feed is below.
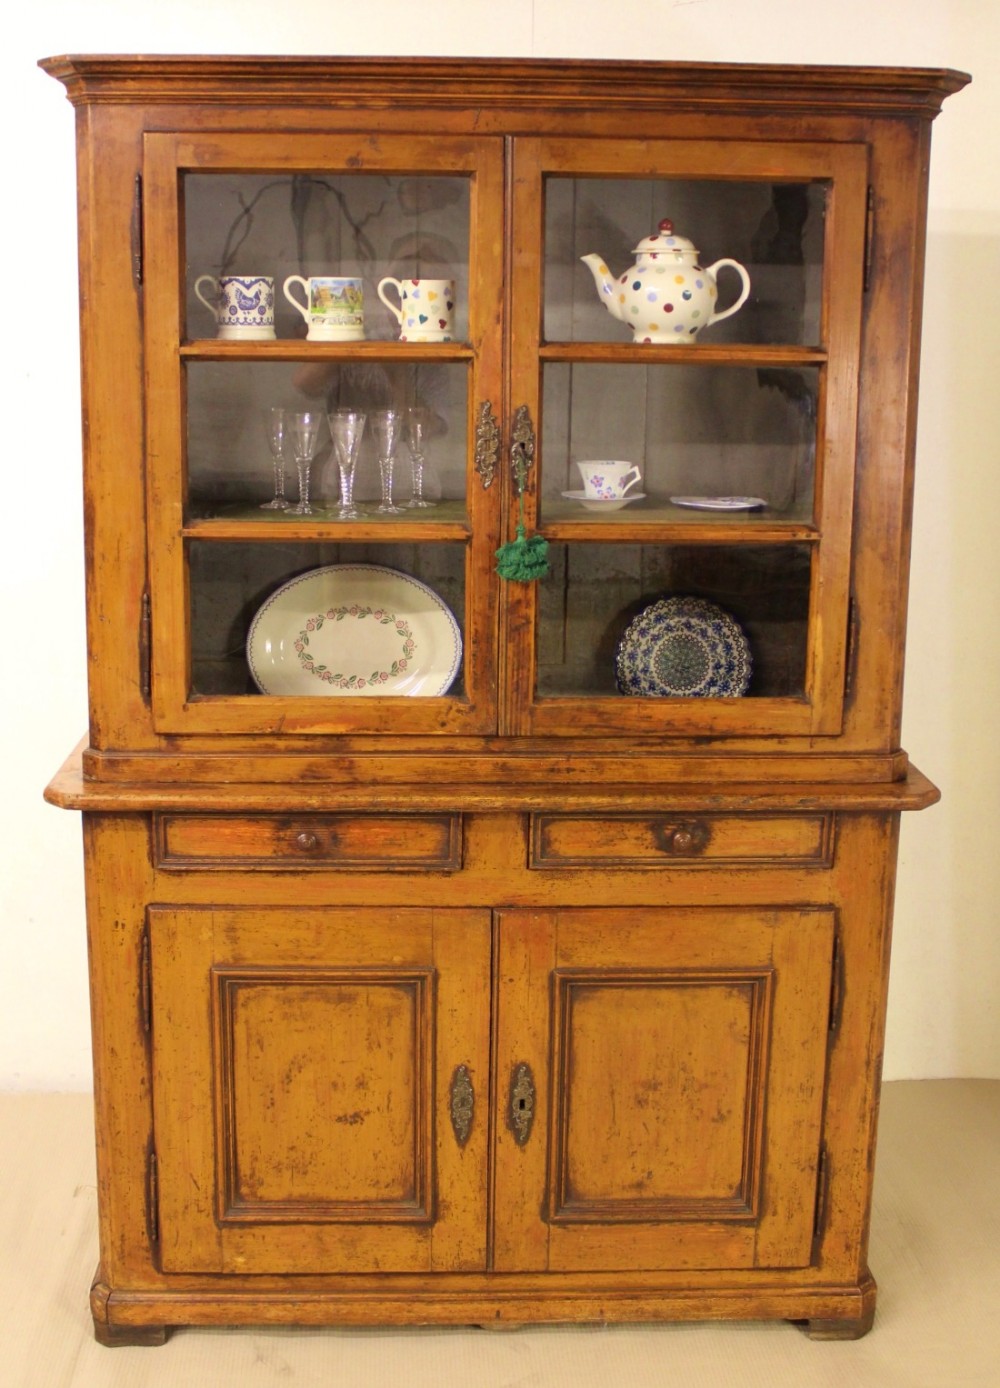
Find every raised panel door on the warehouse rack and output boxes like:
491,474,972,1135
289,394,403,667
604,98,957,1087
493,906,834,1272
148,905,491,1273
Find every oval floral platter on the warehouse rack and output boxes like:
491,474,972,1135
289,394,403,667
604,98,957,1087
615,595,752,698
247,565,462,697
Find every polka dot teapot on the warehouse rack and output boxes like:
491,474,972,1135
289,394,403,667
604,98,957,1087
580,218,751,344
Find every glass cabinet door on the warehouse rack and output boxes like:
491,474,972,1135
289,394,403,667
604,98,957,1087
504,137,868,738
142,132,504,735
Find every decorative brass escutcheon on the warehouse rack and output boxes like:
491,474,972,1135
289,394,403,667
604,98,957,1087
509,404,536,496
474,400,500,489
508,1061,535,1147
449,1063,475,1147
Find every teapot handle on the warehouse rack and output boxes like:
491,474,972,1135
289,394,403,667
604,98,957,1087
704,259,751,327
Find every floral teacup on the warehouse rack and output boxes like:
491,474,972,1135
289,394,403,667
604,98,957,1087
576,460,642,501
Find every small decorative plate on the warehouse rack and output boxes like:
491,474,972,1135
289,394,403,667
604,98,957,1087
615,596,752,698
669,495,766,511
561,489,646,512
247,565,462,696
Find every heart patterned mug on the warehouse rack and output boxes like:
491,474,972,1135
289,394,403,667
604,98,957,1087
377,276,455,342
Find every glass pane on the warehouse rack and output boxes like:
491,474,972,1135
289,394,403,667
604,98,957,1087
187,361,468,516
541,364,816,521
545,178,825,345
184,174,470,342
188,541,467,697
537,543,811,698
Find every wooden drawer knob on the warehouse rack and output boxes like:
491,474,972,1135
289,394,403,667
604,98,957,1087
659,821,710,856
295,831,319,852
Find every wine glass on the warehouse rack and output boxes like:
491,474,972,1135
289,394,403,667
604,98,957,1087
287,411,325,515
371,409,405,514
404,407,436,509
327,409,367,519
259,408,290,510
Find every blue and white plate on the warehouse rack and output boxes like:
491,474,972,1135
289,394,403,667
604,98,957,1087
615,596,752,698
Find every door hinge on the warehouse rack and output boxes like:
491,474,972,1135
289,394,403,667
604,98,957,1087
139,590,151,701
131,173,144,287
139,925,152,1034
844,594,859,702
828,931,843,1040
146,1146,160,1247
813,1142,830,1246
863,185,875,292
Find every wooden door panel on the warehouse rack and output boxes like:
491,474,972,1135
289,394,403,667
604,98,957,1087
494,907,833,1273
149,906,490,1274
218,969,428,1217
551,971,767,1218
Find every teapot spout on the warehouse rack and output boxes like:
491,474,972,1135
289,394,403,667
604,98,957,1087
580,253,624,321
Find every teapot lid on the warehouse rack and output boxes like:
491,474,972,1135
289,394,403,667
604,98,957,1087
632,218,699,256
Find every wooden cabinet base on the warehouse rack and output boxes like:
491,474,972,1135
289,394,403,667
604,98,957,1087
90,1270,879,1344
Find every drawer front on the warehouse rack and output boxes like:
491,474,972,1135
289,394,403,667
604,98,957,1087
530,813,834,869
154,813,463,871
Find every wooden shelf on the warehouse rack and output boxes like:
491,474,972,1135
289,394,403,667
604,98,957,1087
180,339,475,362
540,497,817,542
538,342,828,366
184,499,472,542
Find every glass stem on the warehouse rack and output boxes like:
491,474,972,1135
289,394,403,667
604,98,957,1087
273,459,286,502
340,465,354,507
380,455,394,506
411,454,425,503
297,459,311,509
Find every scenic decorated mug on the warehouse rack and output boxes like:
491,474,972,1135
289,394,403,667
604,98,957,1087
576,460,643,501
193,274,276,339
377,276,455,342
283,275,365,341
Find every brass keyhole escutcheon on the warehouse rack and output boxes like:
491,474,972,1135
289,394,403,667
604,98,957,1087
508,1061,535,1147
449,1064,474,1148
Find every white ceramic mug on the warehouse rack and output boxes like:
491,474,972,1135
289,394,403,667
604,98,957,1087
577,460,642,501
283,275,365,341
194,274,275,339
377,276,455,342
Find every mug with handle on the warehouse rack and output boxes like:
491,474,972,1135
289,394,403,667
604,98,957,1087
377,276,455,342
194,274,275,339
283,275,365,341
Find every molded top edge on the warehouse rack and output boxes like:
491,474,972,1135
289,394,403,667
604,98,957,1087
38,54,970,116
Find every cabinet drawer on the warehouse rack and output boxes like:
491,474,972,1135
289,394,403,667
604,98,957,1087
530,812,834,869
154,813,463,871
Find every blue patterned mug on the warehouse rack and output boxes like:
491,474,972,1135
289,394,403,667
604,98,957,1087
194,274,275,340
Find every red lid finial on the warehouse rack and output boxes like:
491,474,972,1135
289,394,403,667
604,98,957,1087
658,218,674,235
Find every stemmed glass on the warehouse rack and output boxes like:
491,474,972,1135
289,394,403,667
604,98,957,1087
371,409,405,514
327,409,367,519
260,407,290,510
404,407,436,509
287,411,325,515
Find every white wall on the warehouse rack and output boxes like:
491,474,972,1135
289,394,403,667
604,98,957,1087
3,1,997,1088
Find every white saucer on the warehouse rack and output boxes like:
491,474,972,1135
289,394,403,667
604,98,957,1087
669,495,766,511
561,489,646,512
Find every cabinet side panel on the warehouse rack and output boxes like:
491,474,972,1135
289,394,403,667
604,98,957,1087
75,107,152,749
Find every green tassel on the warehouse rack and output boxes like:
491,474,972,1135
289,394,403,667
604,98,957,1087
496,523,550,581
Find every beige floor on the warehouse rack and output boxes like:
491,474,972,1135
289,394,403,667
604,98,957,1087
1,1081,997,1387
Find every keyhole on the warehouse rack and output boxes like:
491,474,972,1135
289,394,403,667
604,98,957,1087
518,1098,526,1110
